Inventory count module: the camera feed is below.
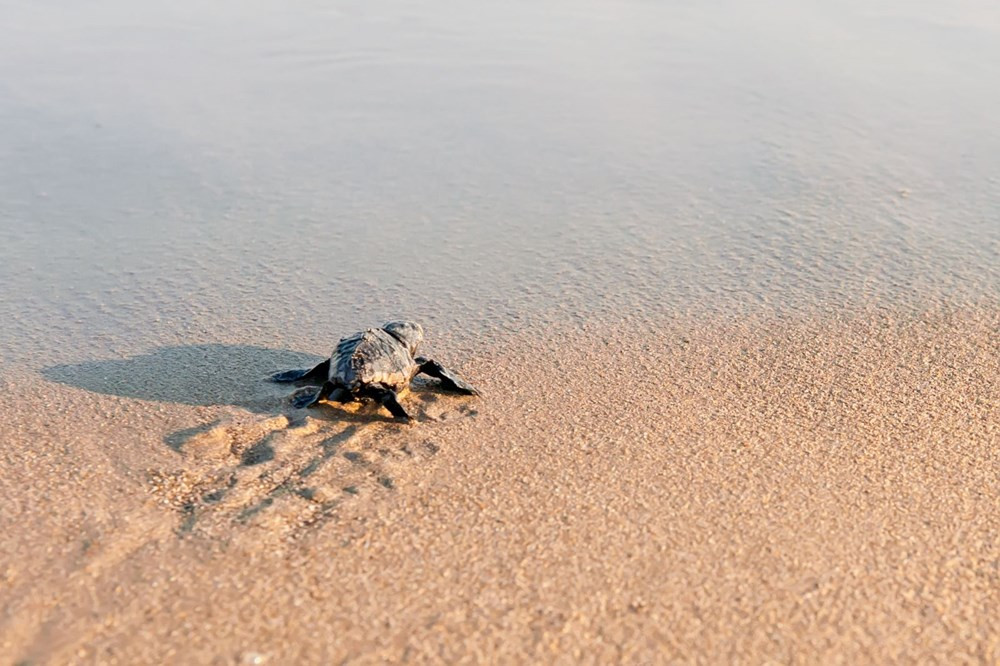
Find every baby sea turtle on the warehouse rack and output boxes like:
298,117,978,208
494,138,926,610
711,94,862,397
270,321,479,421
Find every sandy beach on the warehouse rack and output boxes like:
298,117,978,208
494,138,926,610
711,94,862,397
1,305,997,663
3,0,999,662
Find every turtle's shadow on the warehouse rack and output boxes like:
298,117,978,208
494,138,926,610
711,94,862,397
41,344,325,412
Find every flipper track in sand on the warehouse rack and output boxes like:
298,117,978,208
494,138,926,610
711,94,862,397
150,394,477,541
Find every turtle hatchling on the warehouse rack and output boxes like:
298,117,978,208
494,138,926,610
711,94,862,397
270,321,479,421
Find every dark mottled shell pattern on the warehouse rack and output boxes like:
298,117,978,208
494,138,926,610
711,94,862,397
330,328,416,391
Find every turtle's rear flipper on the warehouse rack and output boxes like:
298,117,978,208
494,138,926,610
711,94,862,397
291,386,323,409
271,359,330,383
292,382,351,409
364,385,411,421
415,358,480,396
291,382,351,409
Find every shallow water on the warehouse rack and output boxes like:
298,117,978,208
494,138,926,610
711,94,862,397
2,0,998,368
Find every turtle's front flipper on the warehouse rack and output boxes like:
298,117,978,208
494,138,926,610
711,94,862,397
364,385,412,421
271,359,330,383
291,381,349,409
415,358,480,396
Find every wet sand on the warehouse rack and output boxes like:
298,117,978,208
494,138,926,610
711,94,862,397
2,305,997,663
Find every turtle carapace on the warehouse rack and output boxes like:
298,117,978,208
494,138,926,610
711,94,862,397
270,321,478,422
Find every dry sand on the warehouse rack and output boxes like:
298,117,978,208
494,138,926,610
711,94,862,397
1,305,997,664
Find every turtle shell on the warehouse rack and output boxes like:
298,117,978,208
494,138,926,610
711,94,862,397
329,328,416,391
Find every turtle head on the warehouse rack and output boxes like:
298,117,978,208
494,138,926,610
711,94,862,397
382,320,424,356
